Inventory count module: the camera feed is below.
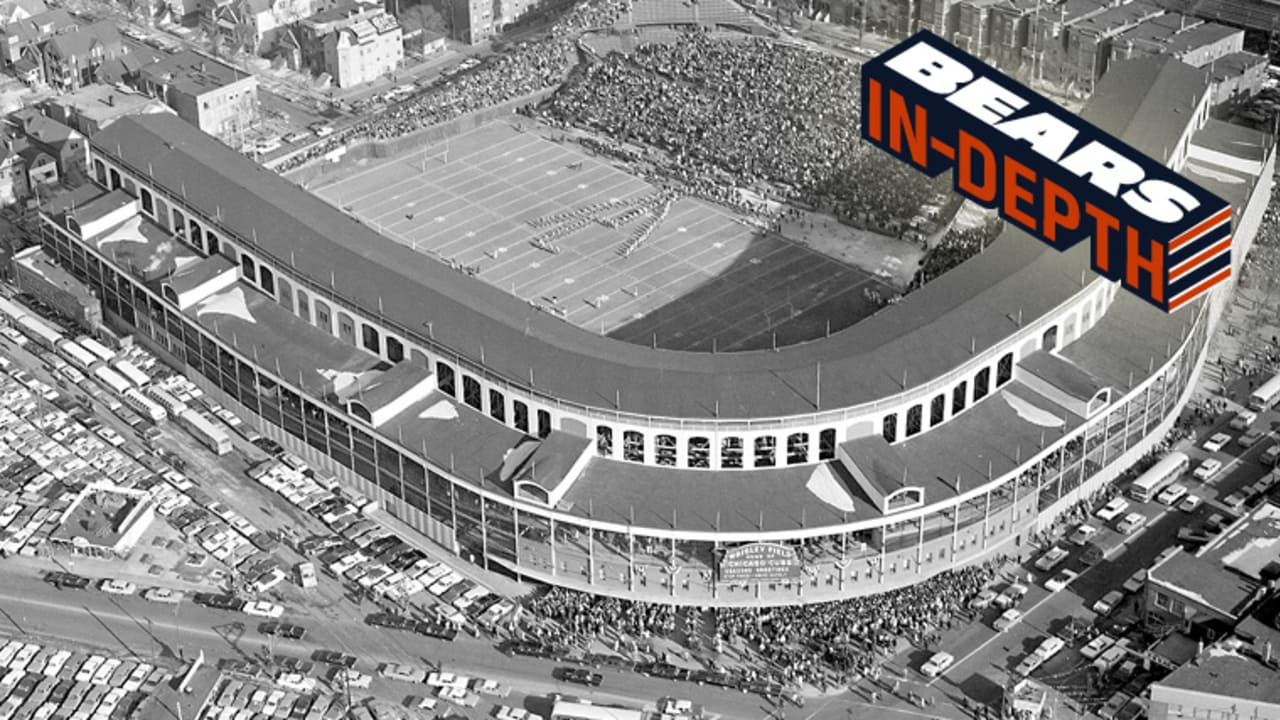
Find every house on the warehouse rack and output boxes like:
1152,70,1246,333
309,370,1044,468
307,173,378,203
0,136,30,206
0,0,46,26
0,7,74,73
135,50,259,144
44,84,176,136
203,0,338,57
6,108,87,184
39,20,127,91
321,11,401,87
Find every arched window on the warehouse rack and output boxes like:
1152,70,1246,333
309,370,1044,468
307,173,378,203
905,405,923,437
462,376,481,410
688,437,710,468
721,437,743,468
997,352,1014,386
93,159,106,184
787,433,809,465
313,299,331,332
655,435,677,466
952,381,968,414
488,389,505,422
1042,325,1058,351
140,188,153,215
536,409,551,438
883,413,898,443
974,368,991,401
818,429,836,460
296,289,310,323
259,266,276,296
436,362,455,396
206,232,220,257
350,403,372,423
596,426,613,456
513,401,528,432
360,323,380,354
754,436,776,467
930,394,945,426
108,168,120,189
240,253,256,282
623,431,644,462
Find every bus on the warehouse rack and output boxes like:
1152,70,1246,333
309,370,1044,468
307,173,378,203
1129,451,1190,502
1249,372,1280,411
56,340,98,371
76,336,115,364
92,366,132,395
123,389,166,423
178,409,231,455
112,360,150,388
145,387,187,418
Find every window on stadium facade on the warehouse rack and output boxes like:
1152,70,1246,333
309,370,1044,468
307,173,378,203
260,267,276,297
207,232,220,257
882,413,897,443
93,159,105,184
536,410,550,439
596,426,612,455
241,253,256,282
297,291,310,323
818,429,836,460
1042,325,1058,351
386,336,404,363
462,376,482,410
787,433,808,465
905,405,922,437
436,362,455,396
721,437,743,468
489,389,505,422
314,300,330,332
974,368,990,400
623,431,644,462
930,394,945,426
688,437,710,468
513,400,528,432
754,436,776,467
140,189,153,215
338,313,355,345
361,324,380,354
655,435,677,466
953,381,967,414
997,353,1013,386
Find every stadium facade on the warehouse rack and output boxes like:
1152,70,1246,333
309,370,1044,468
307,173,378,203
38,56,1274,606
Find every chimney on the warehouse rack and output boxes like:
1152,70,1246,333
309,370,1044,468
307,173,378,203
106,94,113,107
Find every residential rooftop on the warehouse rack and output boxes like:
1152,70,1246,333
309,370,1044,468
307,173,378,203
139,51,253,96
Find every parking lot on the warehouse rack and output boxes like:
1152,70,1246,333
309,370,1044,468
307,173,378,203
0,634,172,719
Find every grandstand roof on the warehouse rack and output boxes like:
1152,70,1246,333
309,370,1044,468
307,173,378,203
1083,55,1210,164
166,254,235,297
1019,350,1107,403
90,114,1093,420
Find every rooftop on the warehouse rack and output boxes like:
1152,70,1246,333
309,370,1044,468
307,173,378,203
1081,55,1210,186
45,85,172,127
44,20,122,61
1147,550,1259,619
1018,350,1108,404
1072,1,1164,37
139,51,253,96
1156,618,1280,705
89,113,1096,419
1201,50,1268,80
305,1,382,26
166,253,236,297
13,247,96,307
51,487,141,549
88,204,202,283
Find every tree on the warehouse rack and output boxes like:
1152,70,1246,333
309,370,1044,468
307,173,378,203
399,3,447,33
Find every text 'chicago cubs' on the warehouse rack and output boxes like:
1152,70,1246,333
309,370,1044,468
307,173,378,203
860,32,1233,313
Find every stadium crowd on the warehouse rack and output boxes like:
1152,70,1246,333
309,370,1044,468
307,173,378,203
276,0,629,172
522,562,999,688
907,218,1005,292
538,30,949,232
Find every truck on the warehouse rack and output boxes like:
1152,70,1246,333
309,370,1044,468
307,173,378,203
178,409,232,456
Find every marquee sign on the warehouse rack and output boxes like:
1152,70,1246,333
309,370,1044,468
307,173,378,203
718,542,802,583
861,32,1233,313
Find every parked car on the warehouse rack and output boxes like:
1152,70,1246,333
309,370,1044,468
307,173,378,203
258,622,305,640
1203,432,1232,452
1262,444,1280,467
994,583,1029,609
1080,634,1117,660
244,601,284,618
1229,411,1257,430
1156,483,1189,506
142,587,183,604
1239,429,1266,448
1096,498,1130,522
1122,569,1147,593
1068,524,1099,546
1193,458,1223,481
1034,547,1070,571
556,667,603,687
994,609,1023,631
920,651,955,678
313,650,357,668
1093,590,1126,615
1014,653,1043,677
98,579,136,595
1177,494,1202,512
1045,569,1078,592
1116,512,1147,535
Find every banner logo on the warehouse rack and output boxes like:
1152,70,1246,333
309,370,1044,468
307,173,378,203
861,32,1232,313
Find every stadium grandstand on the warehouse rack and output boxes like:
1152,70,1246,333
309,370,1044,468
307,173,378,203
35,54,1273,607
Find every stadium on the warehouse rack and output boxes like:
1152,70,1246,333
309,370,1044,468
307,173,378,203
36,54,1273,607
